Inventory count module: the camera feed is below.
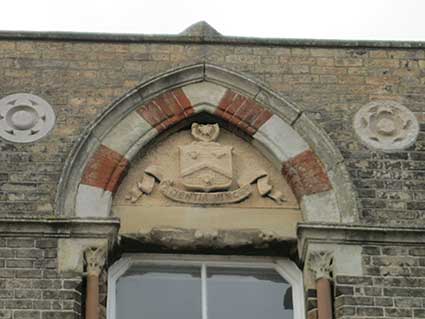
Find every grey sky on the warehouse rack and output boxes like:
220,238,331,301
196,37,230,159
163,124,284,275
1,0,424,41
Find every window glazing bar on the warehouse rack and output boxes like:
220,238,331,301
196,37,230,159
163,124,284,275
201,263,208,319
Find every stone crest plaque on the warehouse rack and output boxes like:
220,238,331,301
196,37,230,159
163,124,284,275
115,123,299,209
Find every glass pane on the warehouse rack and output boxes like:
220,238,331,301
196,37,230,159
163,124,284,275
207,267,293,319
116,265,201,319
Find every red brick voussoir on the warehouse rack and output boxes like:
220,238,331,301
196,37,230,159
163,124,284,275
80,144,129,193
136,88,194,133
282,150,332,202
215,90,272,136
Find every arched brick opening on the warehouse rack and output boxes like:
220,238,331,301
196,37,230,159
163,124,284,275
56,63,358,223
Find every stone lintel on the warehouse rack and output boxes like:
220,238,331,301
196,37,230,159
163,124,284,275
298,222,425,261
123,227,297,253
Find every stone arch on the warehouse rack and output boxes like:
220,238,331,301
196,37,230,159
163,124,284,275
56,63,358,223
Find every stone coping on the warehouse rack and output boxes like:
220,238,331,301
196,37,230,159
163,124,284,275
2,218,424,257
0,217,120,239
0,30,424,49
298,222,425,261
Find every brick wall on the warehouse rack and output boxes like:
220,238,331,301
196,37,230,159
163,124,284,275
333,245,425,319
0,237,82,319
0,36,424,319
0,40,424,225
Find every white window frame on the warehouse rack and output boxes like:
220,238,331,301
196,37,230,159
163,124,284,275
107,254,306,319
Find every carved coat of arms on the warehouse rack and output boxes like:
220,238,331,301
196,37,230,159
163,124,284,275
126,123,285,205
180,123,232,192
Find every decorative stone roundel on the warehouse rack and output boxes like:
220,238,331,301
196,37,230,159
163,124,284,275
0,93,56,143
353,101,419,151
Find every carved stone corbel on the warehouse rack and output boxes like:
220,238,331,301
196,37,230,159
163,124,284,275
308,250,334,280
85,246,107,276
307,250,334,319
84,246,107,319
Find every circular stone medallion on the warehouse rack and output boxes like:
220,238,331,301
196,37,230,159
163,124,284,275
0,93,56,143
353,101,419,152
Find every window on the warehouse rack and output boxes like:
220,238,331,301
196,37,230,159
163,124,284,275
107,254,305,319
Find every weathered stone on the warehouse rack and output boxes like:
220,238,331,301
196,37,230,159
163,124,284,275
354,100,419,152
101,111,152,159
117,123,296,209
182,81,227,109
253,114,310,163
58,239,107,274
75,184,112,218
301,190,340,222
307,250,334,280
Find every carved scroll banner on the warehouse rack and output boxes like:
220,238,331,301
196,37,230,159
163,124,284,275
238,169,286,204
127,167,285,205
160,181,252,204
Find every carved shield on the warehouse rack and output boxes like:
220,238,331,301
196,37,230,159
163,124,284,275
179,142,233,192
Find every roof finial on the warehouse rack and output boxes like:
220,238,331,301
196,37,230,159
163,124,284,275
180,21,222,37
